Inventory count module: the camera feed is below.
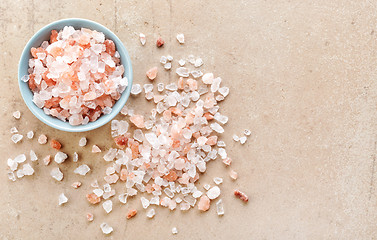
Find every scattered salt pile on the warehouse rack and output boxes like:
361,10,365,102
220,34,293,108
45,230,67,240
24,26,128,125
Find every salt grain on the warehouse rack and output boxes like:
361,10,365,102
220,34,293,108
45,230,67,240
100,223,113,234
172,227,178,235
11,134,23,143
206,186,220,200
141,197,150,209
139,33,146,45
92,145,101,153
118,193,128,204
216,199,224,215
58,193,68,205
51,168,63,181
176,33,184,44
131,84,142,95
74,164,91,175
194,58,203,67
178,59,185,66
239,136,247,144
14,154,26,163
26,131,34,139
38,134,47,144
176,67,189,77
54,152,68,164
146,208,155,218
233,134,239,142
22,164,34,175
229,170,238,180
10,127,18,134
244,129,251,136
13,111,21,119
79,137,87,147
43,155,51,165
30,150,38,161
73,152,79,162
102,200,113,213
213,177,223,185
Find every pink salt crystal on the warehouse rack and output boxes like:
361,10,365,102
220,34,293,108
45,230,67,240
206,135,218,145
87,213,94,222
187,78,198,91
38,134,47,144
229,170,238,180
72,181,82,188
104,174,119,184
92,145,102,153
43,155,51,165
130,115,145,128
198,195,210,211
197,136,207,146
146,67,158,80
222,157,232,166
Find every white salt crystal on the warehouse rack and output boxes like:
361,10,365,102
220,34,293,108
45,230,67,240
192,190,203,198
8,171,16,181
79,137,87,147
213,177,223,185
203,184,211,190
178,59,185,66
172,227,178,235
164,62,172,70
143,84,154,93
150,196,159,205
188,55,195,64
180,202,190,211
13,111,21,119
102,200,113,213
131,84,142,95
244,129,251,136
11,134,23,143
14,154,26,163
214,113,228,124
194,58,203,67
26,131,34,139
133,129,144,142
38,134,47,144
21,75,30,82
22,164,34,175
176,33,184,44
206,186,220,200
210,123,224,133
176,67,189,77
30,150,38,161
100,223,113,234
218,87,229,97
103,107,112,115
139,33,146,45
146,208,155,218
10,127,18,134
202,73,214,84
157,83,164,92
239,136,247,144
211,77,222,92
160,56,167,64
103,190,115,200
54,152,68,164
191,70,203,78
51,168,63,181
167,55,173,61
58,193,68,206
16,169,24,178
218,148,227,159
141,197,150,209
74,164,90,175
103,183,111,192
118,193,128,204
92,145,101,153
73,152,78,162
233,134,239,142
103,148,117,161
166,83,178,91
91,180,99,188
94,189,104,197
7,158,18,171
216,199,224,216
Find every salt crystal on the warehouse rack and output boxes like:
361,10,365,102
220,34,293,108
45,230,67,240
206,186,220,199
176,67,189,77
239,136,247,144
92,145,101,153
103,148,117,161
180,202,190,211
164,62,172,70
211,77,222,92
191,70,203,78
139,33,146,45
30,150,38,161
103,183,112,192
194,58,203,67
73,152,78,162
202,73,214,84
146,208,155,218
14,154,26,163
176,33,184,44
10,127,18,134
103,190,116,199
26,131,34,139
160,56,167,64
102,200,113,213
218,148,227,159
11,134,23,143
244,129,251,136
192,190,203,198
218,87,229,97
91,180,99,188
58,193,68,205
141,197,150,209
79,137,87,147
133,129,144,142
16,169,24,178
214,113,228,124
131,84,142,95
188,55,195,64
233,134,239,142
87,213,94,222
213,177,223,185
118,193,128,204
8,171,16,181
150,196,159,205
22,164,34,175
51,168,63,181
21,75,30,82
74,164,91,175
7,158,18,171
229,170,238,180
43,155,51,165
146,67,158,80
216,199,224,215
54,152,68,164
38,134,47,144
103,107,112,115
210,123,224,133
72,181,82,188
157,83,164,92
172,227,178,235
100,223,113,234
13,111,21,119
178,59,185,66
143,84,154,93
203,184,211,190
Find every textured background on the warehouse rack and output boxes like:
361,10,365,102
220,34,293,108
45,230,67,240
1,0,377,239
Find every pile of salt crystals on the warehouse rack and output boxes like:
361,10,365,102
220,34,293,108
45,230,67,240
92,69,231,215
23,26,128,125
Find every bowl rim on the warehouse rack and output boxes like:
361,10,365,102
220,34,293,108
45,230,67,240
18,18,133,132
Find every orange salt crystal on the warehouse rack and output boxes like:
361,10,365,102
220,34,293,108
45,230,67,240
87,213,94,222
177,77,186,90
86,193,101,204
129,139,140,159
234,190,248,202
44,97,61,108
50,139,62,150
206,135,218,146
171,139,180,149
130,114,145,128
114,135,128,149
104,39,116,56
163,109,172,122
204,112,214,121
187,78,198,91
71,181,82,189
198,195,210,211
229,170,238,180
222,157,232,166
50,30,58,43
164,170,178,181
30,47,45,58
50,47,64,58
170,107,182,116
28,75,38,91
146,67,158,80
120,169,128,181
192,132,200,139
126,209,137,219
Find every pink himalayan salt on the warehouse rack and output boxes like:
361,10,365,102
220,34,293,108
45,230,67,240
43,155,51,165
229,170,238,180
38,134,47,144
104,174,119,184
87,213,94,222
146,67,158,80
198,195,210,211
222,157,232,166
71,181,82,188
130,115,145,128
92,145,102,153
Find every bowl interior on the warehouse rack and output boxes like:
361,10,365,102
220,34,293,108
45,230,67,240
18,18,133,132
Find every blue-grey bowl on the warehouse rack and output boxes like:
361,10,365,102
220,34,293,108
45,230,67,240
18,18,133,132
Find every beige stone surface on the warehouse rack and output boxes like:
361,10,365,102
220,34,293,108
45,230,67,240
1,0,377,239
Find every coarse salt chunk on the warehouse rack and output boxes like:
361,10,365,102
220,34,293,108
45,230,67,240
203,184,211,190
43,155,51,165
234,189,249,202
22,163,34,175
176,33,184,44
10,127,18,134
219,87,229,97
87,213,94,222
198,195,210,211
73,152,78,162
26,131,34,139
118,193,128,204
172,227,178,235
92,145,101,153
146,208,155,218
194,58,203,67
176,67,189,77
38,134,47,144
7,158,18,171
131,84,142,95
164,62,172,70
54,152,68,164
146,67,158,80
202,73,214,84
74,164,90,175
79,137,87,147
100,222,113,234
178,59,185,66
229,170,238,180
139,33,146,45
206,186,220,200
213,177,223,185
244,129,251,136
11,134,23,143
30,150,38,161
233,134,239,142
58,193,68,205
14,154,26,163
13,111,21,119
51,167,63,181
102,200,113,213
141,197,150,209
216,199,224,215
239,136,247,144
210,123,224,133
94,188,104,197
72,181,82,188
